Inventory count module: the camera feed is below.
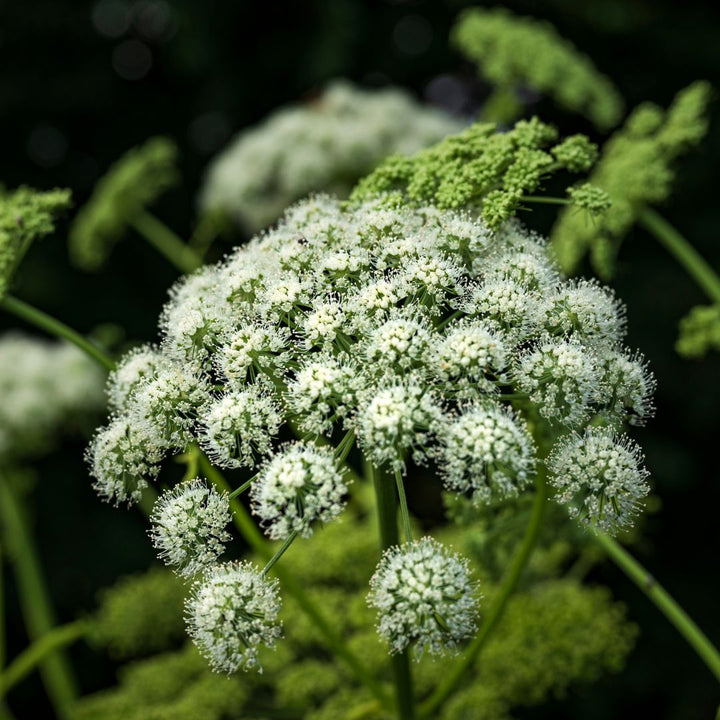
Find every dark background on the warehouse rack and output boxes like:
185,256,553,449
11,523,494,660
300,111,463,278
1,0,719,717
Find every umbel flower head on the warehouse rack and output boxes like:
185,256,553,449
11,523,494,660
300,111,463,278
149,478,232,578
185,561,282,673
546,427,650,534
0,332,105,460
87,190,653,533
199,80,463,233
367,537,479,657
250,442,349,540
451,7,624,129
0,186,71,298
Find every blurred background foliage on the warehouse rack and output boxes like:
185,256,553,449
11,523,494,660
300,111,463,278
0,0,719,717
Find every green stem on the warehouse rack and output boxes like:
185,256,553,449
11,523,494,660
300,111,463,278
370,462,415,720
228,474,258,500
335,430,356,466
420,473,547,718
594,531,720,683
637,206,720,304
0,621,87,700
0,543,4,674
479,85,524,126
130,211,202,275
0,474,78,719
394,470,413,544
198,453,391,709
0,295,115,371
261,530,299,577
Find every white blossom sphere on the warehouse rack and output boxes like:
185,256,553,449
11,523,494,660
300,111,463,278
546,426,650,534
367,537,479,657
185,561,282,673
436,403,536,503
149,478,232,578
250,442,348,540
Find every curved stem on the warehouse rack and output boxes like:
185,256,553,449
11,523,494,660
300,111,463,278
228,474,258,500
0,474,78,718
198,453,391,709
370,462,415,720
130,212,202,275
637,206,720,304
420,473,547,718
261,530,299,577
594,531,720,683
0,295,115,371
0,621,87,700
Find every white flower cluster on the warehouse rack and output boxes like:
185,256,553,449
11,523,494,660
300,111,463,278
367,537,478,657
185,560,282,673
250,442,348,540
0,332,105,460
199,80,463,233
89,194,654,515
547,427,650,533
87,193,655,666
149,478,232,578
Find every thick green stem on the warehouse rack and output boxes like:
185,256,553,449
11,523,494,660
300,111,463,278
420,473,547,718
130,211,202,275
0,295,115,371
637,206,720,304
0,621,87,700
370,462,415,720
198,453,390,709
595,531,720,684
0,475,78,719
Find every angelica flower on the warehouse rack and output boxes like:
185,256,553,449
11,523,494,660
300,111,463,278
515,338,602,427
69,137,178,271
285,353,360,436
128,364,211,448
435,403,536,504
368,537,478,657
86,415,165,505
106,344,165,412
353,376,443,471
250,443,349,540
199,80,462,233
0,332,104,460
451,7,624,129
199,385,283,469
185,561,282,673
551,81,711,277
547,427,650,534
431,320,507,394
149,478,232,578
541,279,625,346
0,186,71,297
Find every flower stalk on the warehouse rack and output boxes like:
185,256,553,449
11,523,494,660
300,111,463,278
370,461,415,720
